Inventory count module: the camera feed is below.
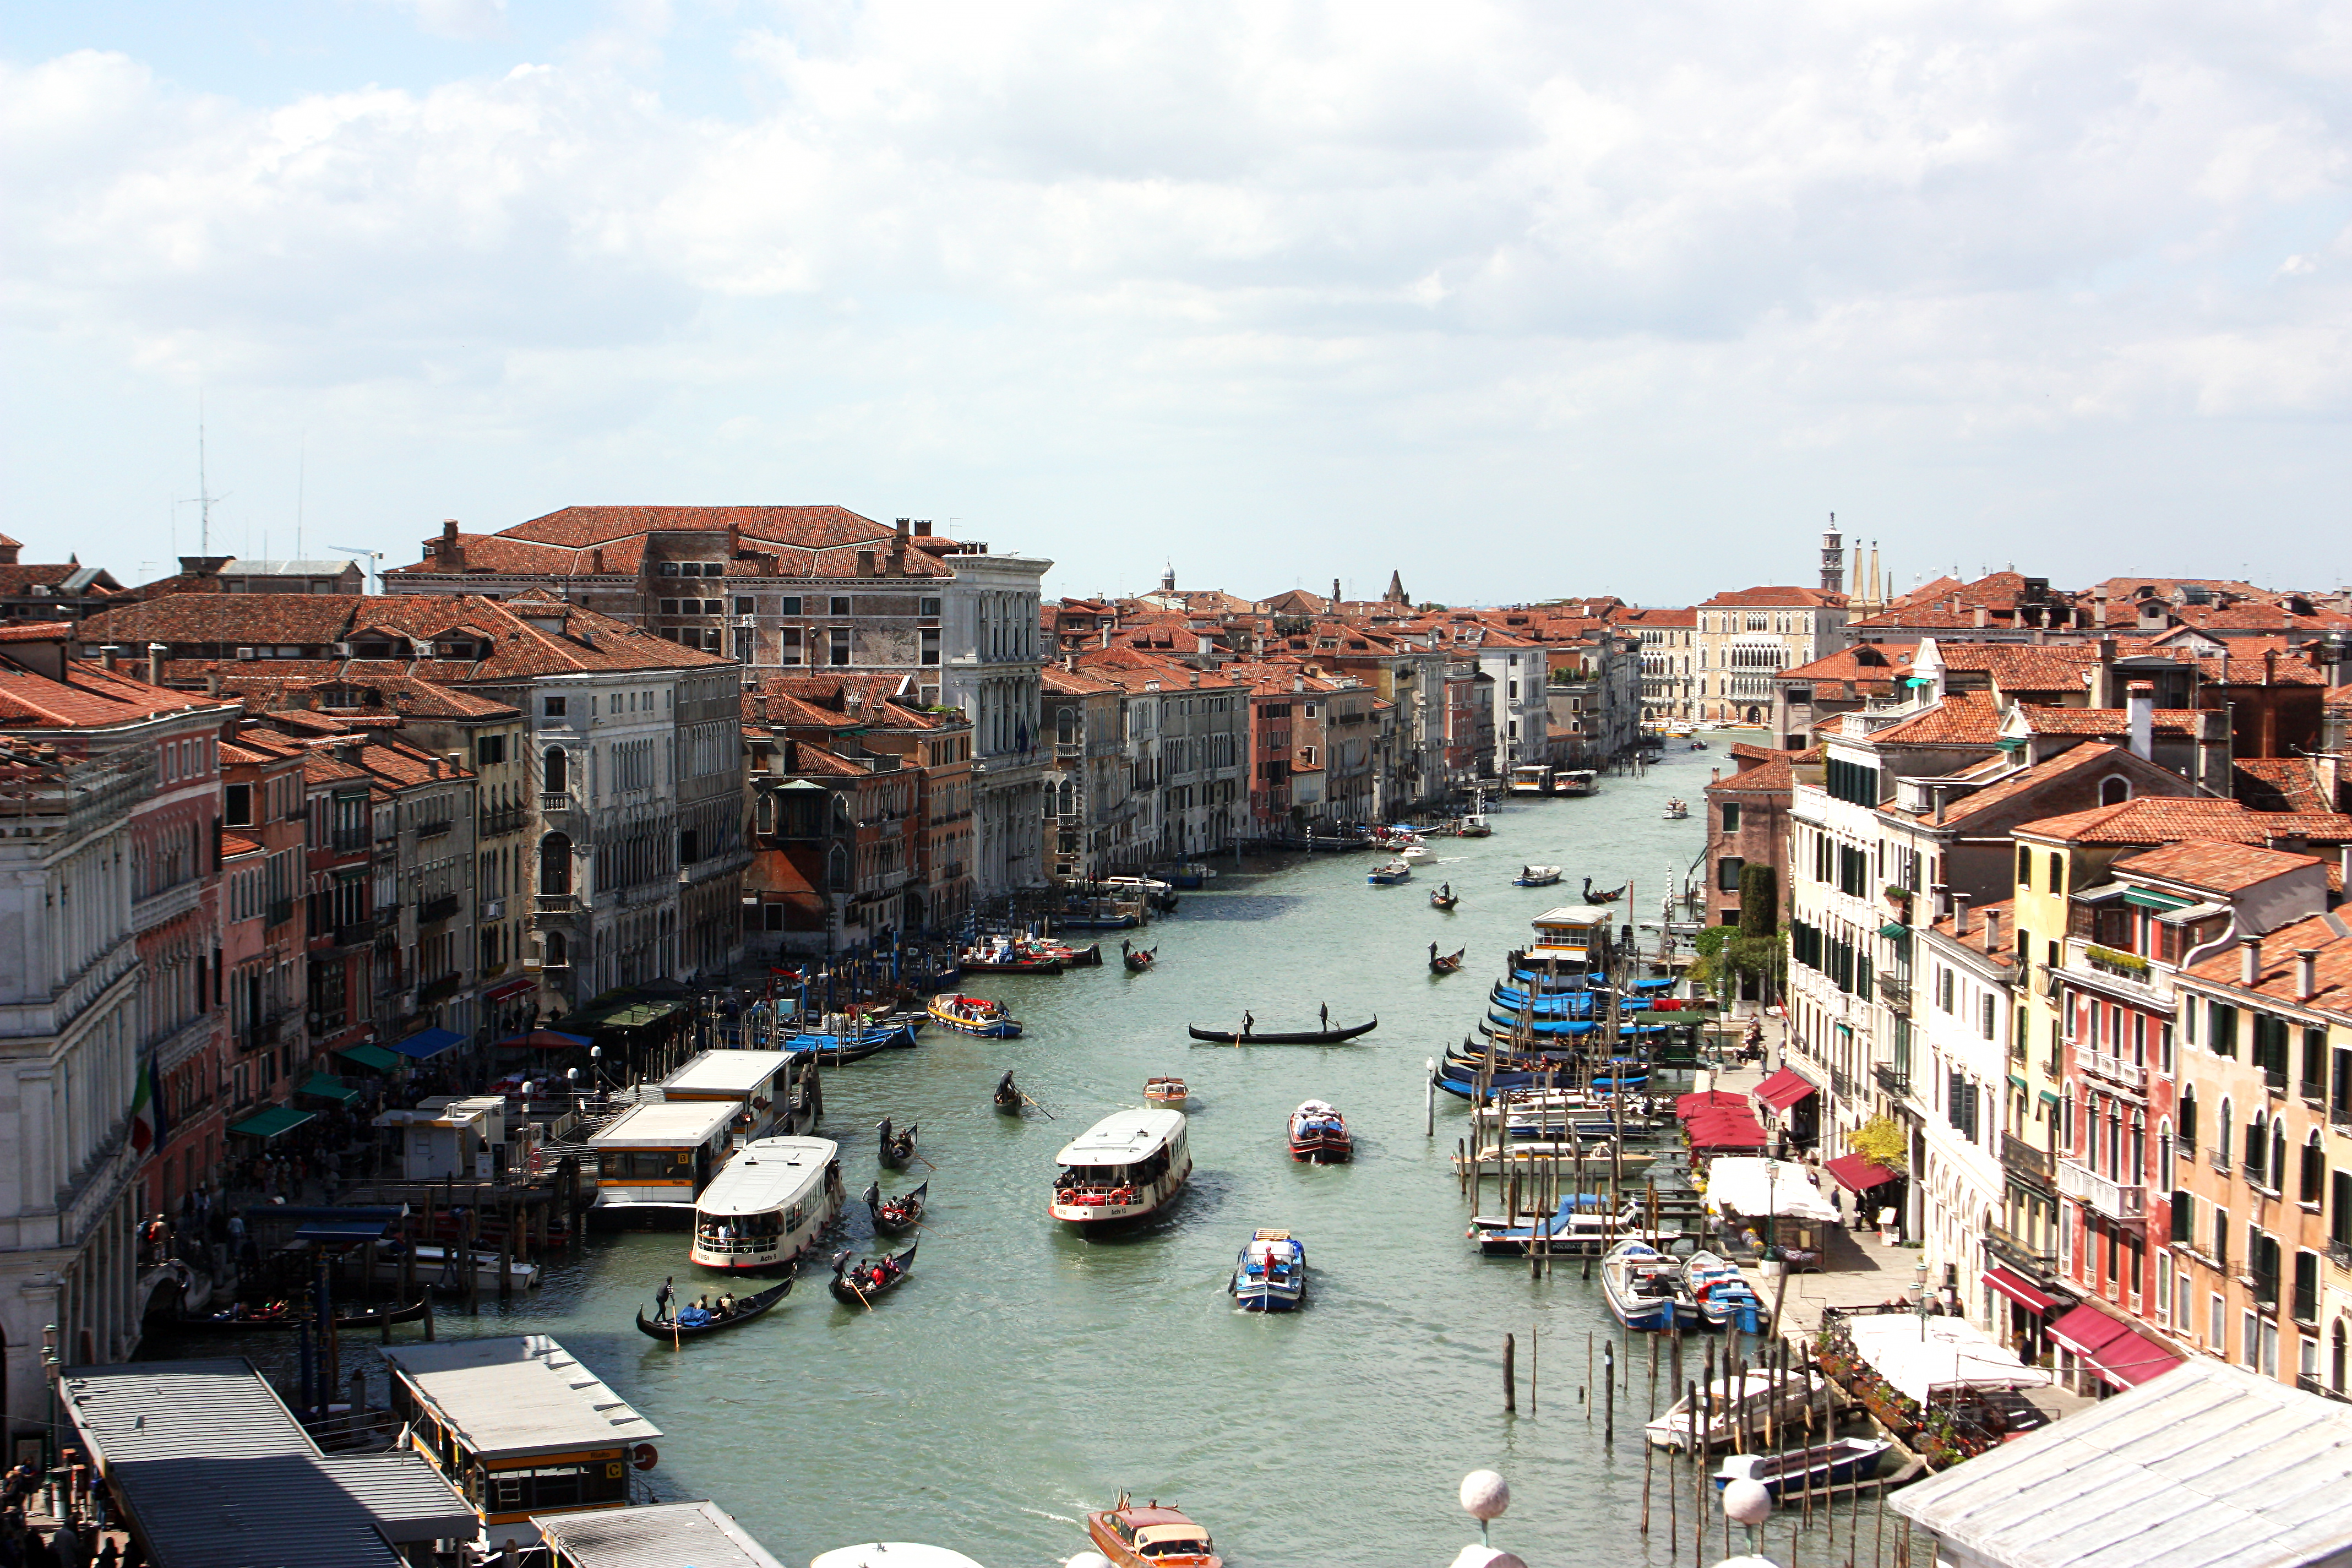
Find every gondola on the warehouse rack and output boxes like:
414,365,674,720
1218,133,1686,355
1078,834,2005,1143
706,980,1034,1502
829,1242,917,1305
1187,1016,1376,1045
1121,939,1158,973
1429,883,1459,911
993,1070,1024,1112
1581,878,1627,903
634,1278,792,1341
1429,944,1466,975
179,1298,429,1334
877,1117,918,1169
863,1179,928,1235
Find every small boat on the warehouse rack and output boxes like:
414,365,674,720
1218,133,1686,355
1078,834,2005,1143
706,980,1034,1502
829,1242,917,1306
779,1024,911,1061
1429,944,1466,975
1429,883,1460,911
1121,939,1158,973
864,1179,928,1235
1187,1016,1376,1045
372,1245,541,1295
1581,877,1626,903
1144,1076,1188,1107
1601,1238,1691,1332
1554,770,1599,797
1365,861,1413,886
1456,815,1493,838
1684,1249,1764,1333
928,994,1023,1038
994,1070,1025,1112
1399,843,1435,863
1513,865,1563,887
1662,798,1689,821
1646,1368,1826,1452
1689,740,1708,752
1086,1499,1221,1568
1287,1100,1352,1163
877,1117,918,1170
959,941,1063,974
1029,940,1103,968
1230,1229,1307,1311
634,1278,792,1341
1713,1439,1892,1498
181,1298,429,1333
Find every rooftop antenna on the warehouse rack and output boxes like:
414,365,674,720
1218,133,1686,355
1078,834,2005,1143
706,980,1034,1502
177,393,229,553
331,546,383,594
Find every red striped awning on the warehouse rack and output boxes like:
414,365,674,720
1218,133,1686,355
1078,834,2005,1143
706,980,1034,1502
1823,1152,1899,1193
2049,1303,2184,1389
482,976,537,1003
1980,1266,2058,1315
1754,1068,1819,1112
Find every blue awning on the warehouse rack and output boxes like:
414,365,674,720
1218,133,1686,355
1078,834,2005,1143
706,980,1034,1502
1631,977,1676,990
389,1027,465,1060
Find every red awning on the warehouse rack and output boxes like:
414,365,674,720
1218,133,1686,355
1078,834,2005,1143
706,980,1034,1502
1754,1068,1819,1112
482,976,537,1004
1686,1110,1770,1150
1675,1090,1749,1117
2049,1303,2185,1390
1980,1266,2059,1315
1823,1153,1899,1194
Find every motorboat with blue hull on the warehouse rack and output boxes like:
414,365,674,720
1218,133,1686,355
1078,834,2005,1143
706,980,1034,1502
1713,1439,1891,1498
1229,1229,1306,1311
1684,1250,1764,1333
1602,1239,1694,1331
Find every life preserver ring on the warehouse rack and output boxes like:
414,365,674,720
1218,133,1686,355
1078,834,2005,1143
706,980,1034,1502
632,1442,658,1471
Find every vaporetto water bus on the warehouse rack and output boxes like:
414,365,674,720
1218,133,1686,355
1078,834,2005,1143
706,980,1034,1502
586,1098,743,1224
1049,1108,1191,1226
689,1135,845,1271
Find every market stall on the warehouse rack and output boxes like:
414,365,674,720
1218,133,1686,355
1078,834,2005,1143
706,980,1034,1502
1700,1155,1838,1268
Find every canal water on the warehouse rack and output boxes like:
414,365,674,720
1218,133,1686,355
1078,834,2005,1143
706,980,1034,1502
157,742,1757,1567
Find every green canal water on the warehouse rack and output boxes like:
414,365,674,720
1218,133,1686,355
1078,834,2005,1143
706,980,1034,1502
160,742,1755,1567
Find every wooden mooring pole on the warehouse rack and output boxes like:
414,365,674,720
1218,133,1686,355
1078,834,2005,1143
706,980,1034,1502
1503,1333,1517,1414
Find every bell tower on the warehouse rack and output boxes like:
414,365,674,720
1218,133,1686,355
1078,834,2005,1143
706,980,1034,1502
1820,513,1845,594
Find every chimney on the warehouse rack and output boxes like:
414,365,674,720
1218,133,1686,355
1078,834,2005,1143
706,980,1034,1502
146,643,166,685
1332,578,1342,607
590,547,605,574
204,671,222,697
1972,606,1990,629
2126,680,2154,760
2242,935,2263,987
913,519,933,537
890,518,908,576
100,644,123,672
1980,904,1999,951
2095,636,2118,706
857,550,876,578
1099,626,1112,650
2094,587,2110,628
440,519,465,571
2296,948,2320,1004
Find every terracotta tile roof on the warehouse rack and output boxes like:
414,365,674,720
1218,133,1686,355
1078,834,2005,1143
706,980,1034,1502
1707,753,1799,795
2111,838,2324,895
1041,666,1123,695
0,623,80,644
1930,644,2101,691
0,655,233,731
493,505,886,550
1617,607,1696,627
2015,797,2352,846
1700,586,1848,608
2182,912,2352,1009
1925,897,2021,970
199,669,520,720
2013,705,2204,737
1862,693,2005,746
1849,606,1980,629
2231,758,2339,814
1782,644,1915,683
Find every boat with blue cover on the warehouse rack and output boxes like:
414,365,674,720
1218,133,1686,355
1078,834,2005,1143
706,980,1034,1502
1230,1229,1306,1311
778,1024,914,1061
1602,1238,1693,1331
1469,1199,1678,1257
1366,861,1413,886
1684,1250,1764,1333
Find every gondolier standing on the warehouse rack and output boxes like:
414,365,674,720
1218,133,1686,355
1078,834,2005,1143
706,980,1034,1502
1319,1003,1329,1031
655,1276,676,1324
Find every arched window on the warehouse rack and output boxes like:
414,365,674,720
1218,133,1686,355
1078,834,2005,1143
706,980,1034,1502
2217,1098,2232,1169
2304,1130,2326,1205
2157,1118,2173,1175
2178,1089,2197,1153
754,792,774,836
544,930,568,968
538,832,572,896
2100,776,2130,806
826,845,850,893
2246,1110,2268,1184
2270,1121,2287,1195
2048,851,2065,893
543,747,568,795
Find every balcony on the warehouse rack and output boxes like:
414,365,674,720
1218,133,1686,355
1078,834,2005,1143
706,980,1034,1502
2058,1158,2146,1223
2080,1049,2149,1095
417,892,461,924
541,792,573,814
1872,1063,1911,1097
1876,973,1912,1009
1830,1068,1854,1100
534,893,578,922
2081,944,2153,983
2330,1238,2352,1272
417,818,453,839
481,898,505,922
2001,1133,2054,1187
265,897,297,930
418,972,462,1005
330,920,375,949
1986,1222,2057,1278
330,829,370,854
479,805,530,838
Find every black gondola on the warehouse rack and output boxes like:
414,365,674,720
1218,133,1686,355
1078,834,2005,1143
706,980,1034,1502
1429,883,1459,911
1581,877,1627,903
829,1242,917,1305
993,1071,1023,1112
1121,938,1158,972
179,1298,429,1334
864,1179,927,1235
634,1277,792,1341
1187,1016,1377,1045
1429,944,1466,974
877,1117,918,1169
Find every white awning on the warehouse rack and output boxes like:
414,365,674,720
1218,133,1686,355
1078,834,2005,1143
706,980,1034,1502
1844,1312,2051,1405
1701,1157,1840,1222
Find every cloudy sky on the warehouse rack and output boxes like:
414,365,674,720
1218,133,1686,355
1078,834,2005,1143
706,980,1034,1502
4,1,2349,605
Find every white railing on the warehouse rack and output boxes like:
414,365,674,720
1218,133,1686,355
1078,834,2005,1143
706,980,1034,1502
2057,1158,2146,1222
2081,1049,2149,1093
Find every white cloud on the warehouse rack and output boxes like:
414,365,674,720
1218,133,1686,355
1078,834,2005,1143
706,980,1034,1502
4,1,2351,598
383,0,510,42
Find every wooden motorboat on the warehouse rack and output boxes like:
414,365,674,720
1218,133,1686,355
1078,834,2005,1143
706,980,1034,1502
1230,1229,1306,1311
1120,939,1158,972
1713,1439,1891,1498
1399,843,1436,864
928,994,1023,1038
877,1117,918,1170
1188,1016,1375,1045
829,1242,917,1306
1429,883,1459,911
959,945,1063,974
1456,817,1493,837
1143,1076,1188,1107
993,1071,1025,1112
1661,798,1689,821
1684,1249,1764,1333
1581,877,1626,903
1513,865,1563,887
1287,1101,1352,1163
1601,1238,1691,1332
1647,1368,1825,1452
634,1278,792,1341
1365,860,1413,886
1429,944,1466,974
864,1179,927,1235
1086,1499,1221,1568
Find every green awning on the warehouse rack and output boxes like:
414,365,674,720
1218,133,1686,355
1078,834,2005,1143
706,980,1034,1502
1879,922,1911,939
2123,888,2195,912
228,1106,317,1141
2008,1074,2028,1093
297,1072,360,1106
2037,1090,2061,1109
336,1042,401,1074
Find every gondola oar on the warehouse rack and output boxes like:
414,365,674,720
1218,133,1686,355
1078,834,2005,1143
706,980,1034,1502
1019,1092,1059,1120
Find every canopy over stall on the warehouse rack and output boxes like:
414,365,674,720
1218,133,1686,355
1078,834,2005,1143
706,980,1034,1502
1701,1157,1840,1222
1844,1313,2052,1405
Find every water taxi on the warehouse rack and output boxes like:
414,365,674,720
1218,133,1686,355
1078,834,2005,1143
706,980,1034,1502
1144,1076,1188,1107
1086,1499,1221,1568
688,1136,844,1271
587,1099,744,1224
1507,763,1555,796
1230,1229,1306,1311
1512,864,1563,887
928,994,1023,1038
1662,797,1689,820
1365,860,1413,885
1602,1238,1693,1332
1050,1108,1191,1226
1399,843,1436,864
1287,1100,1352,1162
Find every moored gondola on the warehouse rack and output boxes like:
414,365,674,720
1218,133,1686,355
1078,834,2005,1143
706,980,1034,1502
864,1178,928,1235
634,1277,792,1341
829,1242,917,1306
993,1070,1024,1112
181,1298,429,1334
1429,943,1466,974
1121,938,1158,972
878,1117,918,1169
1186,1016,1376,1045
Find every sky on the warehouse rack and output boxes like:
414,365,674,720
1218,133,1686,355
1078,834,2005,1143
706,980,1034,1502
4,1,2350,606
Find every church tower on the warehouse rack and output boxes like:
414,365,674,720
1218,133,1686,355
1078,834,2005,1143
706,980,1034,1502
1820,514,1845,594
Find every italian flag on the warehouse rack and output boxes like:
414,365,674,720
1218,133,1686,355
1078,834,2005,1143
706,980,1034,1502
130,1060,165,1157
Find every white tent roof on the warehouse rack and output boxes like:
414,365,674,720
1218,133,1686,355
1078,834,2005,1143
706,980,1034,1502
1701,1157,1840,1222
1845,1312,2051,1405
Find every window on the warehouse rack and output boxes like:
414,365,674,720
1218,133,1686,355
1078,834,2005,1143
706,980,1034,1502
224,783,253,826
1981,993,1996,1040
919,596,941,617
2018,846,2033,891
542,748,567,795
659,562,680,575
2293,1249,2320,1324
475,734,506,766
778,629,803,666
1717,856,1744,892
1721,803,1741,832
2100,776,2130,806
2048,852,2065,893
2208,1001,2237,1057
543,696,567,718
703,600,724,615
736,597,754,615
660,598,680,615
2307,1131,2328,1205
2209,1293,2226,1353
827,628,851,667
921,629,940,666
829,596,851,616
2170,1189,2192,1244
